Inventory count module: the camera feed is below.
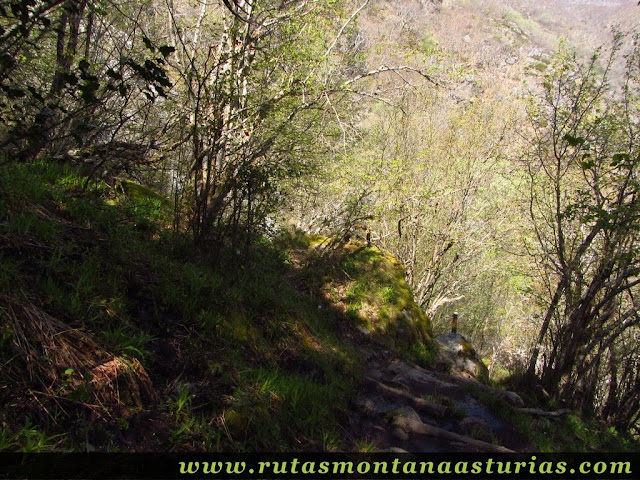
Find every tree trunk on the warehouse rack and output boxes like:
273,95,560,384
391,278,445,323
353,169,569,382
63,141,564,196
526,279,564,379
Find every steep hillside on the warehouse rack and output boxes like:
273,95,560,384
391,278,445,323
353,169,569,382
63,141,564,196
0,160,434,452
2,0,640,458
359,0,640,103
1,160,637,454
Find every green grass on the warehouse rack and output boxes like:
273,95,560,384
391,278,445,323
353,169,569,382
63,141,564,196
353,438,377,452
421,34,439,54
405,342,438,369
501,6,539,37
467,383,640,452
100,322,156,362
0,159,372,452
221,368,349,451
0,422,65,452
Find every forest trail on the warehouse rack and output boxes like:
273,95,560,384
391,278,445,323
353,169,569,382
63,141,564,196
346,336,536,453
287,241,539,453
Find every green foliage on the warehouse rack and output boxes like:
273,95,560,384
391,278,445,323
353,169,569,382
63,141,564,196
512,412,639,452
379,286,397,305
470,383,640,452
345,302,362,322
0,161,375,451
345,282,366,304
0,422,65,452
420,34,439,54
100,323,155,363
523,34,640,430
167,384,224,450
225,368,348,451
525,60,549,75
6,3,637,451
353,438,377,452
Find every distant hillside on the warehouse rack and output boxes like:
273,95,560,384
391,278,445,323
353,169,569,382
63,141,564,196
552,0,628,5
487,0,640,50
359,0,639,105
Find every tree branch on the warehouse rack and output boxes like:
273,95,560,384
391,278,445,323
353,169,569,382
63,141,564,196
344,65,439,88
324,0,370,59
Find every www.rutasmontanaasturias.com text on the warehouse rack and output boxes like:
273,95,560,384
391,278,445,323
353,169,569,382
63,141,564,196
178,456,633,477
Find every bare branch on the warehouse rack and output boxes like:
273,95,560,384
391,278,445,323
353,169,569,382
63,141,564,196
324,0,370,59
428,295,465,317
344,65,439,88
222,0,253,23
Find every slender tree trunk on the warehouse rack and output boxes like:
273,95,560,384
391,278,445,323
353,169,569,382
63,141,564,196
527,278,565,379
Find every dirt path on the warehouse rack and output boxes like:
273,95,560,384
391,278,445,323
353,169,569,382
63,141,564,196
347,349,536,453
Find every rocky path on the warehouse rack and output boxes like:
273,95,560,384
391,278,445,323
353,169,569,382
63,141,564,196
347,349,536,453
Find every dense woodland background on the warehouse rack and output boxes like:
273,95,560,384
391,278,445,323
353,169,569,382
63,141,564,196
2,0,640,452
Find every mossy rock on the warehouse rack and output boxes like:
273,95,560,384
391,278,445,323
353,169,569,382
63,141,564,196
334,244,433,349
434,332,489,383
302,237,435,361
120,179,170,206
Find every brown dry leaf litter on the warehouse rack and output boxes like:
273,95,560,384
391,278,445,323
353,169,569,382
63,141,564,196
1,294,156,413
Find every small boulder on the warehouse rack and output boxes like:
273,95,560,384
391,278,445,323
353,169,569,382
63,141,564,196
391,406,423,423
392,427,410,442
459,416,495,443
352,396,376,415
387,447,409,453
357,326,371,336
435,332,489,383
498,390,524,407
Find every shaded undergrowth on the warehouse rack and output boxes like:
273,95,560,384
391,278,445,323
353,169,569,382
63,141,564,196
0,161,340,451
466,383,639,452
0,160,433,452
3,160,632,453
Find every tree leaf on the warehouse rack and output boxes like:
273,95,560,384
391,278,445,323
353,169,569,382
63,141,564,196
142,36,155,52
563,134,586,147
158,45,175,58
612,153,630,167
581,159,596,170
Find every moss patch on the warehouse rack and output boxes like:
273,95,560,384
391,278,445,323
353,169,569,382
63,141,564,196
313,242,434,364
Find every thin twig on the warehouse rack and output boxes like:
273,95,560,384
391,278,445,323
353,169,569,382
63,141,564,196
344,65,440,88
324,0,370,59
